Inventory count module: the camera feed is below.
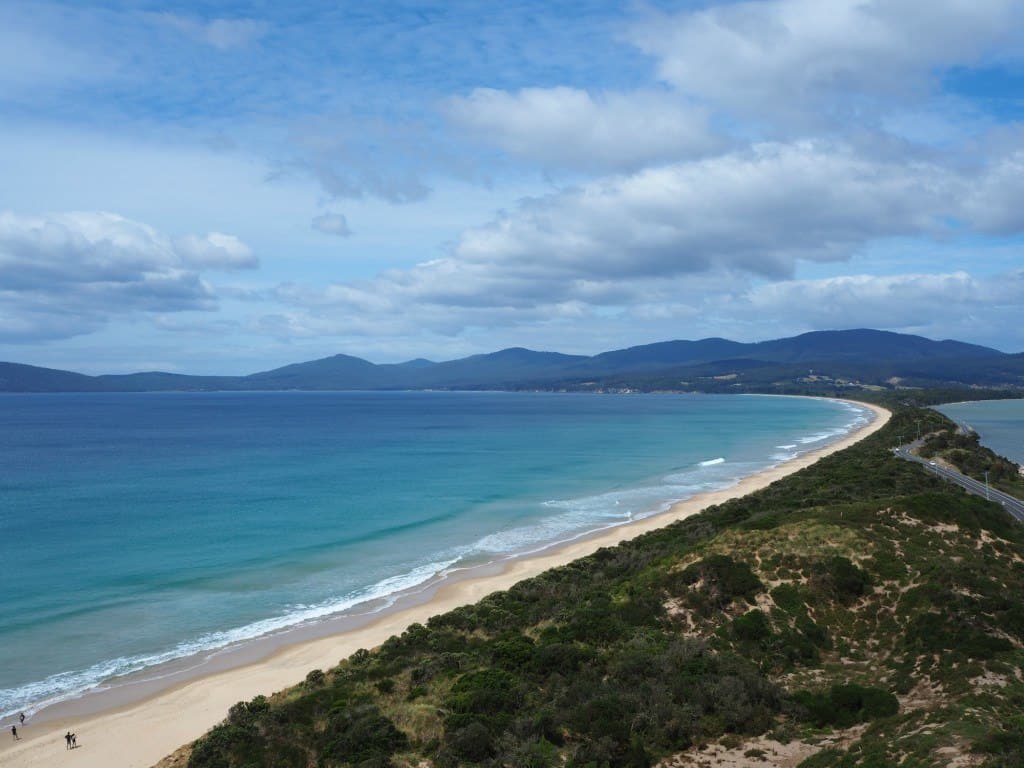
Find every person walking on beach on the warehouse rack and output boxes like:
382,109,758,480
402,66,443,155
65,731,72,749
71,732,77,748
10,725,17,741
18,712,25,725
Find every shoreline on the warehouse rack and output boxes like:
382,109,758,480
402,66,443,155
0,398,890,768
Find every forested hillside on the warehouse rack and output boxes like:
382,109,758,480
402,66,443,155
5,330,1023,392
167,405,1024,768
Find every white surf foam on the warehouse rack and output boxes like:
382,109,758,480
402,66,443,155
0,555,462,719
3,400,877,720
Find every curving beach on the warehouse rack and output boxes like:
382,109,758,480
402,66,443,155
0,399,890,768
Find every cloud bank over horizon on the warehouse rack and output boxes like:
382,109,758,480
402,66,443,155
0,211,255,343
1,0,1023,373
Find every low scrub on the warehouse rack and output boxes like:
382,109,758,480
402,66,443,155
792,683,899,729
183,406,1024,768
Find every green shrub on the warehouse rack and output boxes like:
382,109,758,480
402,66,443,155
225,694,269,726
490,633,536,670
445,721,494,762
858,687,900,719
770,628,819,669
187,723,259,768
532,641,594,675
795,615,831,650
569,692,633,743
770,584,805,613
904,611,1013,660
444,668,524,734
792,684,898,729
733,610,772,646
678,555,763,606
974,716,1024,765
896,492,1018,539
561,596,629,643
497,736,559,768
821,556,871,600
320,704,408,764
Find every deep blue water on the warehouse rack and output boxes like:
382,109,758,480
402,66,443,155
0,391,868,716
936,399,1024,465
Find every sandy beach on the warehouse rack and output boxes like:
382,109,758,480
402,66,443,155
0,398,890,768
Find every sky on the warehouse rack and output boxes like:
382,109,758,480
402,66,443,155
2,0,1024,375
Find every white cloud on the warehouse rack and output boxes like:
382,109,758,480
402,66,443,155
259,138,1024,347
732,270,1024,346
5,1,1024,363
0,211,255,341
451,141,957,282
311,212,352,237
962,150,1024,235
259,266,1024,355
631,0,1021,125
151,13,268,51
287,116,444,204
746,271,1011,323
446,87,720,171
174,232,258,269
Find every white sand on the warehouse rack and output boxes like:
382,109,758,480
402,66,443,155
0,399,890,768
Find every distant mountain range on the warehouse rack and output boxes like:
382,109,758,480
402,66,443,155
2,329,1023,393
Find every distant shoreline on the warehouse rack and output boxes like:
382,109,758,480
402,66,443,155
2,329,1020,397
0,397,890,768
935,398,1024,466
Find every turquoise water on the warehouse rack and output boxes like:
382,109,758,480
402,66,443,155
0,391,868,717
936,399,1024,465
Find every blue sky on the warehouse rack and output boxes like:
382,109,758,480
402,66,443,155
2,0,1024,374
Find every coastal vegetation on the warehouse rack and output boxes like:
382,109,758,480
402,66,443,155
919,429,1024,498
174,404,1024,768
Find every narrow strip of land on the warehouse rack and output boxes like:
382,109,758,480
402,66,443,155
1,399,889,768
893,441,1024,522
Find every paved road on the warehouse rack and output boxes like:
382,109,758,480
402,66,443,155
893,442,1024,523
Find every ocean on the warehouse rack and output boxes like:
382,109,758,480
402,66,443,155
936,399,1024,465
0,391,869,718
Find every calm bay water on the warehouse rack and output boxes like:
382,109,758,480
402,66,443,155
936,399,1024,465
0,391,867,717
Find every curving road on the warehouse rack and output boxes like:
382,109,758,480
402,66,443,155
893,442,1024,523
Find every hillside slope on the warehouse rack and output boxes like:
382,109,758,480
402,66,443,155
1,330,1016,392
0,361,102,391
170,405,1024,768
